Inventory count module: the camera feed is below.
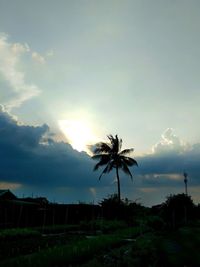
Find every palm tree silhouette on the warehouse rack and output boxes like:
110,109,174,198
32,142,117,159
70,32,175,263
91,134,138,203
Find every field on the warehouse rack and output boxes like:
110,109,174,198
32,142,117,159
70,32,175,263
0,220,200,267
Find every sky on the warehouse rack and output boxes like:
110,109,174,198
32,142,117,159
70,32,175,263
0,0,200,206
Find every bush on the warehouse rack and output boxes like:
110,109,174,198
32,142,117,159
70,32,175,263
163,194,196,228
100,194,148,223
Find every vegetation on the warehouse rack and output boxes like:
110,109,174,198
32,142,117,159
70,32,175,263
0,227,143,267
91,134,138,202
162,193,196,228
2,223,199,267
0,193,200,266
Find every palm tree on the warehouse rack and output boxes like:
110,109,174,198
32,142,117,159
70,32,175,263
91,134,138,203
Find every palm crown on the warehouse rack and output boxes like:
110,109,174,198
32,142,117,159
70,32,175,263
92,134,138,202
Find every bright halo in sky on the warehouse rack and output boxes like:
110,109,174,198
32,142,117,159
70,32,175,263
58,119,98,153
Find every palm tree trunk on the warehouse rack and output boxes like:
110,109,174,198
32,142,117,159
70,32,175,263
116,166,121,203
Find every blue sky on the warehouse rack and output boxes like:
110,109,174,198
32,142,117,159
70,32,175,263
0,0,200,206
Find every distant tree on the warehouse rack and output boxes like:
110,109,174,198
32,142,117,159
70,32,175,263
100,194,124,220
91,134,138,203
163,193,195,228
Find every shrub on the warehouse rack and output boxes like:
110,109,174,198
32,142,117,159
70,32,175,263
163,193,196,228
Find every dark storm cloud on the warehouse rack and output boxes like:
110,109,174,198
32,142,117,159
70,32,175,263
134,129,200,188
0,105,102,188
0,105,48,148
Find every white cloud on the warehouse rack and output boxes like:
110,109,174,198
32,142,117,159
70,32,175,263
152,128,188,154
11,42,30,54
31,49,54,64
32,51,46,64
0,33,40,109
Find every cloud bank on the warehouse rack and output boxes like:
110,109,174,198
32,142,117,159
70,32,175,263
136,128,200,191
0,106,96,187
123,128,200,205
0,105,115,202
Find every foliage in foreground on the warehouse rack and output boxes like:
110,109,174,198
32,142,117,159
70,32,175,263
0,225,81,261
0,227,143,267
81,227,200,267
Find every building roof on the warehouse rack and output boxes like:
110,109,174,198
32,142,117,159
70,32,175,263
0,189,17,199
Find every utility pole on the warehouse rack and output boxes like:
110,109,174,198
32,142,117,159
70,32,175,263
183,172,188,195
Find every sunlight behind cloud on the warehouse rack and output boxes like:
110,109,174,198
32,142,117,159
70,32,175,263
0,182,22,190
58,119,98,153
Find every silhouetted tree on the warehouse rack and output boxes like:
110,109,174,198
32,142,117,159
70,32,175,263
100,194,147,222
91,134,138,203
163,193,195,228
100,194,124,220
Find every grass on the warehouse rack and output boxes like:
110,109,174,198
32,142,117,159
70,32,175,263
0,235,122,267
0,226,80,261
161,227,200,266
0,221,137,262
77,231,159,267
0,228,41,240
0,227,143,267
79,226,200,267
1,223,199,267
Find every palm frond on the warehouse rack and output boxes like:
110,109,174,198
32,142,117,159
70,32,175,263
93,154,110,171
119,148,134,156
114,158,122,168
107,134,121,153
107,135,115,147
93,142,111,154
113,134,119,153
98,163,112,180
121,156,138,167
91,154,109,160
93,164,99,171
107,160,115,172
121,162,133,180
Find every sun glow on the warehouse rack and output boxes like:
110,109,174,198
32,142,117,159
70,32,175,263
58,119,97,153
